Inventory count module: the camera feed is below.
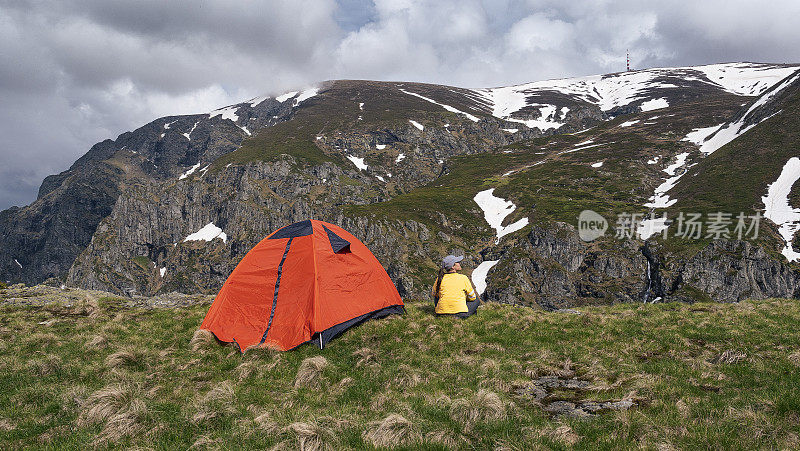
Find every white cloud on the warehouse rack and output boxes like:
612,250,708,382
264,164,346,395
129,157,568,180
506,13,575,53
2,0,800,209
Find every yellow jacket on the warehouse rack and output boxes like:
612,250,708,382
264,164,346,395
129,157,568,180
432,273,477,314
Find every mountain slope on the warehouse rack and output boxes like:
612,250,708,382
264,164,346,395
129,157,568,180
3,62,800,308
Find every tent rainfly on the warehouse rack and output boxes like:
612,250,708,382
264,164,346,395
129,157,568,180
200,220,404,351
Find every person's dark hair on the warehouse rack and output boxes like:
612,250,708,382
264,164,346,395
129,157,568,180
433,267,445,303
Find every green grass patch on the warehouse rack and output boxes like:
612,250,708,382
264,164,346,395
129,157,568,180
2,298,800,448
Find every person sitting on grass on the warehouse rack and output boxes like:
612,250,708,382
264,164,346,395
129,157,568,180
432,254,480,318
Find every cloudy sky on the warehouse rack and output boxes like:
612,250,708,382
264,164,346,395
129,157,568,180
2,0,800,210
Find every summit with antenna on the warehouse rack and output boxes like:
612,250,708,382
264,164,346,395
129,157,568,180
627,50,631,71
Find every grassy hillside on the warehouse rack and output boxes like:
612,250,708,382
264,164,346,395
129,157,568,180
1,293,800,449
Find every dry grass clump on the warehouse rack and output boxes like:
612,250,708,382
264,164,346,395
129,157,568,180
393,364,423,388
105,346,145,370
713,350,747,364
85,334,109,350
294,356,329,389
0,418,15,431
189,434,222,449
26,332,59,347
26,354,62,376
527,424,580,446
192,381,236,425
60,385,91,412
352,347,376,367
245,345,281,360
450,389,507,431
253,412,280,435
425,429,464,448
238,405,280,439
235,361,257,381
363,414,421,448
287,421,336,451
77,383,149,443
190,329,218,352
787,351,800,366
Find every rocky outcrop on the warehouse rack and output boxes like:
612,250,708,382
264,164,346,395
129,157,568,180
646,239,800,302
482,223,647,309
66,155,450,298
482,225,800,309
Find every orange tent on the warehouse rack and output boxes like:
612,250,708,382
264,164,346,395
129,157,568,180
200,220,404,351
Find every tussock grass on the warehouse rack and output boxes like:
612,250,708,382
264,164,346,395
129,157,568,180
26,354,62,376
425,429,463,447
78,383,149,443
788,350,800,366
192,381,236,426
351,347,376,367
449,389,508,432
294,356,328,389
105,346,145,370
543,424,581,446
0,419,14,432
190,329,217,352
84,333,108,350
286,421,336,451
3,298,800,448
362,413,420,448
189,434,222,449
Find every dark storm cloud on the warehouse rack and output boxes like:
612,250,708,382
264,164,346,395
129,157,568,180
1,0,799,210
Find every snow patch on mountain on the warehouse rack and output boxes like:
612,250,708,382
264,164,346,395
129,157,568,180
209,105,239,122
508,104,564,130
178,163,202,180
762,157,800,262
409,120,424,131
399,89,479,122
276,91,298,102
682,124,723,147
183,121,199,140
698,71,800,155
644,152,692,209
619,120,639,127
247,95,270,107
472,63,797,127
640,98,669,111
472,260,499,295
473,188,529,243
395,153,405,163
693,63,799,96
346,155,368,171
184,222,227,244
591,162,604,168
293,88,319,106
558,142,606,155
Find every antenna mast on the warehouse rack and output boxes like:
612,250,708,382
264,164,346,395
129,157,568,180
627,50,631,72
